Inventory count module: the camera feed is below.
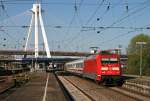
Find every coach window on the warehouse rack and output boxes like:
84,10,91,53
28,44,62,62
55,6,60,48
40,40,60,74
79,63,82,68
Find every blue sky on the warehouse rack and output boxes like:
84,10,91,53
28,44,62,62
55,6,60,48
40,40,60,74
0,0,150,53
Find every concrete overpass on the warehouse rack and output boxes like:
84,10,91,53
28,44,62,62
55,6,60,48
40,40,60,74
0,50,127,69
0,50,127,64
0,50,127,61
0,57,78,63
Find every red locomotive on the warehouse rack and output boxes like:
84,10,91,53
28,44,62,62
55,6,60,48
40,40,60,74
65,49,124,85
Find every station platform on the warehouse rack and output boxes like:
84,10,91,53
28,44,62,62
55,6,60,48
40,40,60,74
1,72,66,101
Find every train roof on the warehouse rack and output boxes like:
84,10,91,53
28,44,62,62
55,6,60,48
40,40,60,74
65,59,84,65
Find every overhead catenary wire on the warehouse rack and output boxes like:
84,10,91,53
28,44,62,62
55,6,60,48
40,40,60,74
99,23,150,46
85,0,106,25
75,0,84,26
0,1,28,49
124,0,129,12
63,0,131,47
111,0,150,26
82,26,150,30
2,25,150,30
63,0,150,51
0,1,149,6
0,0,150,51
66,0,150,35
3,0,34,1
96,0,150,33
62,1,134,41
61,0,84,44
81,0,150,37
95,0,150,47
89,0,123,27
78,0,84,10
0,29,24,48
59,0,109,50
62,0,106,47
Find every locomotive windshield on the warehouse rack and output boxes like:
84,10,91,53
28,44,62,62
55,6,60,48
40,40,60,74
101,58,118,64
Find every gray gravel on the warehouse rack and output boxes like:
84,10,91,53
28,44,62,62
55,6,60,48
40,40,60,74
64,76,138,101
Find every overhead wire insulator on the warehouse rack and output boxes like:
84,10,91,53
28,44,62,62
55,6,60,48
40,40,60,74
97,18,100,21
22,26,29,28
3,44,6,47
146,27,150,29
74,5,77,12
125,0,129,12
1,1,5,10
107,2,110,11
126,4,129,12
55,26,62,28
97,31,100,33
2,4,5,10
74,0,78,12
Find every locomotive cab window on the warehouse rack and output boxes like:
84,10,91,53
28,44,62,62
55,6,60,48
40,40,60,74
101,58,118,64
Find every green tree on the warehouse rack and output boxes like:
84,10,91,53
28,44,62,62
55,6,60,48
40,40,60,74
127,34,150,76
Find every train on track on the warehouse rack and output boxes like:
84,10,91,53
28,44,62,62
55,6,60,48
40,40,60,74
64,49,124,85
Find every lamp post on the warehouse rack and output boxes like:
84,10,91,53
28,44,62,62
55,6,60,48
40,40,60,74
136,42,147,77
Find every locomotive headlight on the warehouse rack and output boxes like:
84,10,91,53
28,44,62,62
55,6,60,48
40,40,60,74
101,67,108,70
112,67,119,70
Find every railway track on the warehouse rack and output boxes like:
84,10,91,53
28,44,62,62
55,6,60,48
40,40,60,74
1,71,150,101
0,68,30,92
57,73,150,101
0,76,14,94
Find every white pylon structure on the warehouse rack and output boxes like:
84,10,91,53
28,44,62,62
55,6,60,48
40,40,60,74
25,3,51,58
